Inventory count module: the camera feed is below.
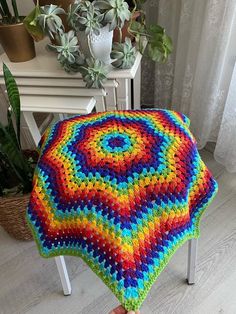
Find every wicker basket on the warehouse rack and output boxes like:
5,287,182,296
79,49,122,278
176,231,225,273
0,193,33,241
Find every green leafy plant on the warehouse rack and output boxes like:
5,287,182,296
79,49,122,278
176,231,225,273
147,24,172,62
23,2,45,42
79,58,109,88
127,0,172,63
111,37,136,69
0,64,37,196
129,21,173,62
0,0,20,24
94,0,130,31
123,0,173,63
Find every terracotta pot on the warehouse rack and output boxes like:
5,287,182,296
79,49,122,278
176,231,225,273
34,0,75,32
0,22,35,62
113,11,140,43
0,194,33,241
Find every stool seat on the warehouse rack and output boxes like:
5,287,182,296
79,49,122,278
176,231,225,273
27,110,218,311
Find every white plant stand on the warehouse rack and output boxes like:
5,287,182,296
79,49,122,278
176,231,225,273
0,39,142,147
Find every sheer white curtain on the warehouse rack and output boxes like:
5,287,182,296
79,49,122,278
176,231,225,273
142,0,236,172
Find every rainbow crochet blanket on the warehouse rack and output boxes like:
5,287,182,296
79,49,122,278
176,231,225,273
27,110,218,311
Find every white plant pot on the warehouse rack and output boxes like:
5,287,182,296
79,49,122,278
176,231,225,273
78,25,113,64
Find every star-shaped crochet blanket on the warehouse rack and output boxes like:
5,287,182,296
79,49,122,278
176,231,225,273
27,110,218,311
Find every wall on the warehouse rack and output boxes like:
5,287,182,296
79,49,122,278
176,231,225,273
7,0,34,16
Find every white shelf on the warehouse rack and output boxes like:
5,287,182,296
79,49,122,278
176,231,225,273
0,39,142,80
21,95,96,114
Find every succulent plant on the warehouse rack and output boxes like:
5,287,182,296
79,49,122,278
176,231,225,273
68,1,104,36
48,30,85,72
37,4,65,38
94,0,131,31
79,57,109,88
111,37,136,69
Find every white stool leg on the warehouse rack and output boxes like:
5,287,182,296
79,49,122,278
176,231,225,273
58,113,68,120
187,239,198,285
55,256,72,295
23,111,41,146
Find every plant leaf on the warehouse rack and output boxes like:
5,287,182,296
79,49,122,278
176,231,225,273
0,121,30,187
23,6,45,42
3,63,21,147
6,109,19,149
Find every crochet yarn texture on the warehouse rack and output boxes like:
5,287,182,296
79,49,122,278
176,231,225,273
27,110,218,311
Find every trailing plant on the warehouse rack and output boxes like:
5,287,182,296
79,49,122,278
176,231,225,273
0,0,20,24
129,20,173,63
147,24,172,62
0,64,37,196
126,0,173,63
111,37,136,69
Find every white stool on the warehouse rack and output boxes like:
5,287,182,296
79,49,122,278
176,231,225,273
19,94,198,296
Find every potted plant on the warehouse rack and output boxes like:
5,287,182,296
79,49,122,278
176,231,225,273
25,0,172,88
0,64,38,240
70,0,131,63
0,0,36,62
67,0,114,64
